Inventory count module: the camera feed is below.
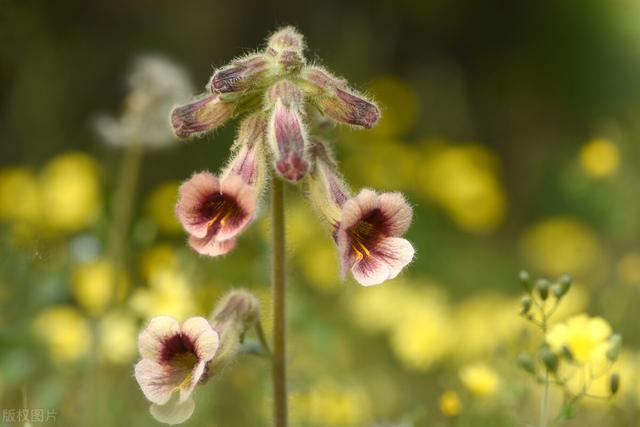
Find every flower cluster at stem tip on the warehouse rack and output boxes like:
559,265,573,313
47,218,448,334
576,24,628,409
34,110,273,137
517,271,623,414
172,26,415,286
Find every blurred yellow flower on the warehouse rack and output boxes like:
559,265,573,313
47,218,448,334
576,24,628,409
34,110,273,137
617,252,640,286
72,258,129,316
145,181,181,234
290,381,371,427
579,138,620,178
299,240,340,292
343,140,419,192
130,267,196,320
98,310,138,364
546,314,612,364
347,279,454,370
439,390,462,417
520,217,602,277
0,167,41,224
33,306,92,364
419,142,507,234
566,351,636,403
284,200,322,252
388,285,454,371
459,363,500,397
139,244,179,281
40,152,101,232
347,281,417,334
453,293,521,360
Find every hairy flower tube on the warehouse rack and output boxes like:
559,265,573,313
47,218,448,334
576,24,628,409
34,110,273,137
135,290,260,425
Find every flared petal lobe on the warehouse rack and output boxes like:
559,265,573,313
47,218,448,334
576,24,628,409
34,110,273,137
170,94,235,139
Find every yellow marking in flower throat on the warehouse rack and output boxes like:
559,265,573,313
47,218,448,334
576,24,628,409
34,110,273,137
350,220,375,261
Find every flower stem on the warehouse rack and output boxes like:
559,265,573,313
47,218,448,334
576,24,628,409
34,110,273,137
540,312,549,427
540,368,549,427
107,142,144,305
271,177,287,427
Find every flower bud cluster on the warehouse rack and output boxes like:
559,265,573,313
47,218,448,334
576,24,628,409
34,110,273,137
171,27,414,286
516,270,624,408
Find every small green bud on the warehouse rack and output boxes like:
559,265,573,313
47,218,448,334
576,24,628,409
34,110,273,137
517,352,537,374
552,273,572,299
519,270,533,293
607,334,622,362
520,296,532,314
561,345,574,362
536,279,550,301
540,347,559,372
610,373,620,395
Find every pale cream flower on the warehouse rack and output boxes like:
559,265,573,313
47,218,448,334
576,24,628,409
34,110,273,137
135,316,219,425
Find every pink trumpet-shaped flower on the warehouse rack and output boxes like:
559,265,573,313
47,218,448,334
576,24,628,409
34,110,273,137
336,189,415,286
170,94,235,139
135,316,219,425
176,172,257,256
267,80,310,182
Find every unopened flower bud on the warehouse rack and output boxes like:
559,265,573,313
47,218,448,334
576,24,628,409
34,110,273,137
209,54,273,94
267,80,310,182
301,66,379,128
552,273,572,299
517,352,537,375
518,270,532,293
267,26,305,54
607,334,622,362
536,279,550,301
209,289,260,366
170,94,236,139
520,296,532,315
307,140,351,226
540,347,559,373
609,373,620,395
561,345,574,362
222,112,267,191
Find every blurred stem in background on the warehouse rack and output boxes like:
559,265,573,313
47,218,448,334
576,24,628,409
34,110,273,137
107,142,144,305
271,177,287,427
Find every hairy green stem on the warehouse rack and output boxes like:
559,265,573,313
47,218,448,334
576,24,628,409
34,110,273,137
271,177,287,427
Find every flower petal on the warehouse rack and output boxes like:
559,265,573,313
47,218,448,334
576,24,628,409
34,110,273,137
340,189,378,231
378,192,413,236
176,172,221,238
135,359,179,405
149,395,195,425
351,254,390,287
375,237,415,280
188,235,236,257
180,317,219,363
138,316,181,362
